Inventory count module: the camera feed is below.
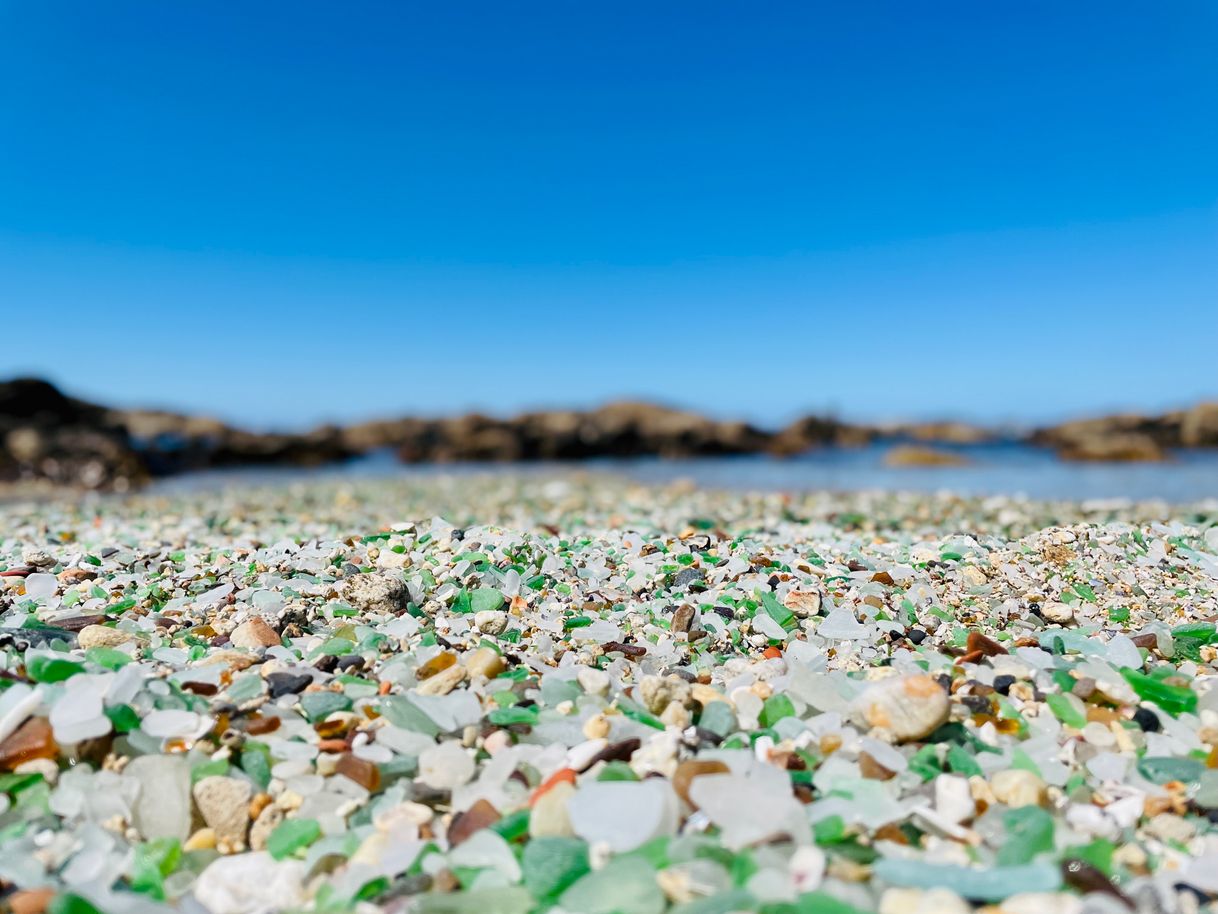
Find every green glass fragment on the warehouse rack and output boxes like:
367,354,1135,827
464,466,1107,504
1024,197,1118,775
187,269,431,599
105,704,141,733
86,646,132,670
997,806,1055,865
299,690,352,721
26,655,85,683
487,706,540,726
470,587,505,613
1137,756,1204,786
266,817,322,859
761,591,797,631
1121,668,1197,715
698,701,737,738
1046,693,1087,729
760,693,796,728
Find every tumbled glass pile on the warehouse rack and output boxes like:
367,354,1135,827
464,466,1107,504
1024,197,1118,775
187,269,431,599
0,476,1216,914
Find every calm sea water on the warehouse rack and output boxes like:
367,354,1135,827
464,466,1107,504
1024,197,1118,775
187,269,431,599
150,442,1218,504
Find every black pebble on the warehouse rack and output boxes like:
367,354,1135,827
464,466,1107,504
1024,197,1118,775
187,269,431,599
336,655,366,672
992,674,1016,695
663,667,697,682
267,671,313,698
908,629,928,645
961,694,991,715
1132,706,1161,732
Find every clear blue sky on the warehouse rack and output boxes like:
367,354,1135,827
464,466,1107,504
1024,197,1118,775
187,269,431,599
2,1,1215,430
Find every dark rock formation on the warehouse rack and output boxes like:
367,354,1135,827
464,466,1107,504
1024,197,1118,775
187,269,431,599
768,416,871,456
0,379,147,489
375,402,774,463
1031,402,1218,462
116,409,353,474
4,376,1216,486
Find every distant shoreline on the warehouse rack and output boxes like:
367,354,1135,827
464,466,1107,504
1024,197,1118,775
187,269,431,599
2,377,1215,490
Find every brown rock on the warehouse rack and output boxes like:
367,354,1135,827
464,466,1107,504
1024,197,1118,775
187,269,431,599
892,421,994,445
1057,433,1165,463
8,888,55,914
447,798,501,846
1181,402,1218,447
882,445,969,467
670,605,696,634
335,753,381,792
966,631,1007,657
0,717,58,770
858,751,896,781
229,617,280,650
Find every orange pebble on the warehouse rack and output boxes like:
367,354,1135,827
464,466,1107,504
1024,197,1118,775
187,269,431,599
530,767,577,807
763,646,783,660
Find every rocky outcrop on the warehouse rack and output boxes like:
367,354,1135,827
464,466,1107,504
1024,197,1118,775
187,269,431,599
117,409,352,474
767,416,870,456
379,402,773,463
880,421,995,445
1031,403,1218,462
1178,403,1218,447
4,377,1216,486
0,379,147,489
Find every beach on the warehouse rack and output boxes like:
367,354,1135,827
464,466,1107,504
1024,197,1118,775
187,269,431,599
1,475,1217,912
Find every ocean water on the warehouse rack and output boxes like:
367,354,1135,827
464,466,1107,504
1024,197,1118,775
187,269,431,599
150,442,1218,504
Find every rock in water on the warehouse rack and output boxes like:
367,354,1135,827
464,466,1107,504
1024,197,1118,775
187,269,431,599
566,779,678,852
193,852,307,914
127,754,192,842
850,674,950,743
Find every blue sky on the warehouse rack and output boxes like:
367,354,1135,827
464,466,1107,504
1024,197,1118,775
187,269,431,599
2,1,1215,430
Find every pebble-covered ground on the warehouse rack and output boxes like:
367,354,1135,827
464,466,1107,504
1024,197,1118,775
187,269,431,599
2,475,1218,914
